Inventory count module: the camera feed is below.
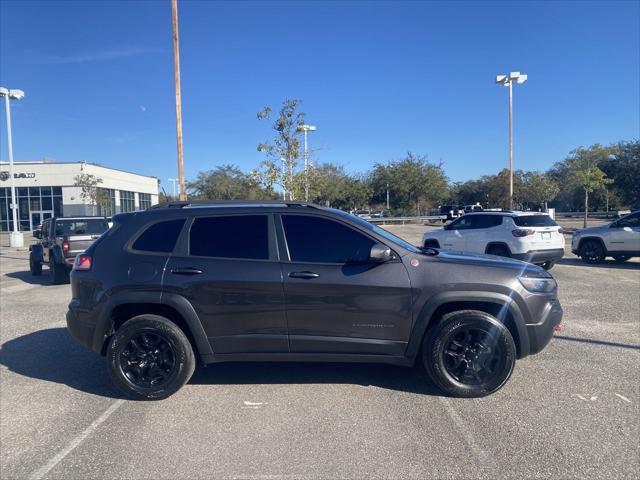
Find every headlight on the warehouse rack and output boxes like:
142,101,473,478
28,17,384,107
518,273,557,293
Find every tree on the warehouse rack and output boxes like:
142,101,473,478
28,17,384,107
256,99,305,200
519,172,559,210
370,153,448,215
74,173,110,215
187,165,276,200
599,141,640,210
563,145,615,227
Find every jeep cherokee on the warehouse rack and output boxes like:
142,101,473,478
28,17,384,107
66,201,562,400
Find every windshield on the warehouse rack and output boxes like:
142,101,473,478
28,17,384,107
330,209,420,254
55,219,109,236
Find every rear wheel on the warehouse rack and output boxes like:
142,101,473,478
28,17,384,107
613,255,631,263
486,245,510,258
541,260,556,271
579,240,605,263
422,310,516,398
106,314,195,400
50,261,69,284
29,254,42,276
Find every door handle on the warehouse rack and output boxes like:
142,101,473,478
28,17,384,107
170,267,204,275
288,271,320,279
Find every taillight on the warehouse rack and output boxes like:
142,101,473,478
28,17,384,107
74,254,92,271
62,241,70,252
512,229,535,237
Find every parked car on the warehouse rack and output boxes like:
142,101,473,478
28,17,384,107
67,201,562,400
462,204,483,213
29,216,110,284
422,211,565,270
571,210,640,263
439,205,463,222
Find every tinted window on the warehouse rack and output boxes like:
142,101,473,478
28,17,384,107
471,215,503,228
513,215,558,227
616,213,639,228
282,215,375,263
448,216,474,230
54,219,109,236
132,219,185,253
190,215,269,259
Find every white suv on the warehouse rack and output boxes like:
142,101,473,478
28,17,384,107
571,211,640,263
422,211,565,270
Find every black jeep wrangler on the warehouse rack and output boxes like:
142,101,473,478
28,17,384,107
30,216,110,284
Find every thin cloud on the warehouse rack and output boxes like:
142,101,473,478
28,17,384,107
139,105,147,112
33,46,164,65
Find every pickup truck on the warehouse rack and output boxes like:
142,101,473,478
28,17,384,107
29,216,110,284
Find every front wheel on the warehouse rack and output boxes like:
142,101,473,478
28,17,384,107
422,310,516,398
106,315,195,400
579,240,605,263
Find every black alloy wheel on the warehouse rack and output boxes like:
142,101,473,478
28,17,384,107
118,332,176,389
422,310,516,397
579,240,605,263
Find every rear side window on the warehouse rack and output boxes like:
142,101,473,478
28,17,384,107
513,215,558,227
132,219,185,253
282,215,375,263
189,215,269,259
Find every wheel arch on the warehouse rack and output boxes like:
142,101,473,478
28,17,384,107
95,292,213,363
406,292,529,364
423,238,441,248
577,236,607,254
484,242,512,256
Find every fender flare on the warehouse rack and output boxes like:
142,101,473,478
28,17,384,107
404,290,530,363
91,291,213,360
29,244,44,262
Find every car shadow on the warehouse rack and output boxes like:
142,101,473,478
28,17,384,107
0,328,442,398
5,269,54,286
0,328,124,399
556,257,640,270
189,360,442,396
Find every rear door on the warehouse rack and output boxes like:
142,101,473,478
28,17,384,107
466,215,503,252
278,213,413,355
163,213,287,354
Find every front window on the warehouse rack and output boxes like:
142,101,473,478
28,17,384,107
282,214,377,263
615,213,639,228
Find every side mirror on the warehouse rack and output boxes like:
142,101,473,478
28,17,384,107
369,243,393,263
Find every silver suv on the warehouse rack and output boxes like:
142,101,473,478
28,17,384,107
571,211,640,263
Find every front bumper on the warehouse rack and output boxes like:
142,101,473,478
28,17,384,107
513,248,565,264
526,299,563,355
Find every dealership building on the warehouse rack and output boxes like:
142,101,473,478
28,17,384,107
0,160,159,231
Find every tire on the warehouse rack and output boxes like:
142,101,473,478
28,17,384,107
541,260,556,271
423,240,440,249
106,314,196,401
422,310,516,398
579,240,605,264
486,245,510,258
613,255,631,263
50,261,69,284
29,254,42,276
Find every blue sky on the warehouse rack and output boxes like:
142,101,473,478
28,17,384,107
1,0,638,193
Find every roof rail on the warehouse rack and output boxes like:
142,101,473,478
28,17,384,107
148,199,319,210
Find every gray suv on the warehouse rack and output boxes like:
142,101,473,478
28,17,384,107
66,201,562,400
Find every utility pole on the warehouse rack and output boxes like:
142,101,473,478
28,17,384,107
171,0,186,200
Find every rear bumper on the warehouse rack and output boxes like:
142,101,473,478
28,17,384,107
526,299,563,355
513,248,565,264
66,299,99,353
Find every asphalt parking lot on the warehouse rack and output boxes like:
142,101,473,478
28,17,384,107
1,226,639,479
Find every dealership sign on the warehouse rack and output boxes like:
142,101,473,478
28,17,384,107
0,171,36,181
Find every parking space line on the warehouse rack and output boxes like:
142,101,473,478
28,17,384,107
615,393,632,403
28,399,125,480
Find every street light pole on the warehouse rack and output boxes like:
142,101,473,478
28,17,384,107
0,87,25,247
386,183,390,210
496,72,527,210
171,0,186,201
297,124,316,202
168,178,178,198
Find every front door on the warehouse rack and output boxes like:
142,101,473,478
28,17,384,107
441,215,474,251
163,214,287,354
278,213,413,356
607,213,640,252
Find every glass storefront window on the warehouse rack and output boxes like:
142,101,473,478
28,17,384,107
0,186,62,231
120,190,135,212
